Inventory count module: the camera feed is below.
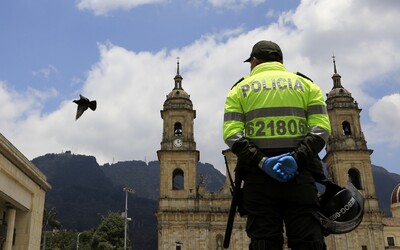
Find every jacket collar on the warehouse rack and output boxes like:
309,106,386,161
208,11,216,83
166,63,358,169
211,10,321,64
250,61,286,76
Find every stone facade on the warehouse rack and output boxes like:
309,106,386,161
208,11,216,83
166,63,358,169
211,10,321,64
322,58,385,249
382,185,400,249
0,133,51,250
156,60,399,250
156,62,249,250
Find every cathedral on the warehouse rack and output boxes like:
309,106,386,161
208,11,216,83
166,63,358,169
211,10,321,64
155,59,400,250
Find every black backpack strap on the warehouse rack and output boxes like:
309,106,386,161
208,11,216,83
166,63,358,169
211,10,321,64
231,77,244,89
295,72,313,82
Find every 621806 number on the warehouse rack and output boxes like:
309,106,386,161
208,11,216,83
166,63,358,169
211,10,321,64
246,119,306,136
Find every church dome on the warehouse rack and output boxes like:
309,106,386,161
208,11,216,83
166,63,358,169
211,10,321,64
391,183,400,204
326,57,353,100
326,86,353,99
163,63,193,110
325,57,359,109
166,85,190,99
164,88,192,109
166,60,191,100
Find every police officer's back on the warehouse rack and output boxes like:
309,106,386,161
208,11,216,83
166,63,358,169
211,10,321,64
223,40,331,250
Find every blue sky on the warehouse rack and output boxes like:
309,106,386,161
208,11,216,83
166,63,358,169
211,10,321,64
0,0,399,176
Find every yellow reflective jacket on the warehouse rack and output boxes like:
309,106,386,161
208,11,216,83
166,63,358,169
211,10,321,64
223,62,331,150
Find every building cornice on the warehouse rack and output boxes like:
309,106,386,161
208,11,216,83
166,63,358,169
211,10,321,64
0,133,51,191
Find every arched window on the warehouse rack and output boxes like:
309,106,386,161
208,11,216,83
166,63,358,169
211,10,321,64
174,122,182,137
348,168,362,189
172,168,184,190
342,121,352,135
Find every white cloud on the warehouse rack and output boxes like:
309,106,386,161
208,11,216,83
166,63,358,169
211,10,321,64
32,64,58,79
76,0,165,15
365,93,400,146
207,0,265,8
76,0,267,15
0,81,57,122
2,0,400,174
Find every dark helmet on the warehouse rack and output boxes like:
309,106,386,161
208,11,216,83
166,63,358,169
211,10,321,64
315,180,364,234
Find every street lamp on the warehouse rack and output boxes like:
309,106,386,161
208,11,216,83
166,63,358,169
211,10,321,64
123,187,135,250
76,232,82,250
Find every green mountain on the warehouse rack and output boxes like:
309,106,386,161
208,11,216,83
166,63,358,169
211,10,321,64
32,152,226,250
371,165,400,216
32,152,400,249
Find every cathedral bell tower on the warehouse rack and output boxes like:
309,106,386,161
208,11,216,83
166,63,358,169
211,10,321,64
323,57,384,249
156,60,202,249
157,59,199,200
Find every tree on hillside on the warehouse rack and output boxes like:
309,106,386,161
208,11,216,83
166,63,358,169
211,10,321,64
43,230,77,250
90,211,129,250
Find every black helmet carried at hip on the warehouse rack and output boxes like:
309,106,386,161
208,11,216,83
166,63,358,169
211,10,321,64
315,180,364,235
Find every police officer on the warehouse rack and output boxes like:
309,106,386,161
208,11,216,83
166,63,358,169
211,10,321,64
223,40,331,250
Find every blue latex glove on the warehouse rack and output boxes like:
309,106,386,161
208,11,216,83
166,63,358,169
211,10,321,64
275,155,298,180
259,153,291,182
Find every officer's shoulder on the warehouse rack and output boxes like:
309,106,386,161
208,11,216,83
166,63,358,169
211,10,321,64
231,77,245,90
294,72,313,82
